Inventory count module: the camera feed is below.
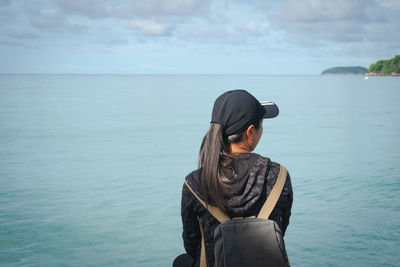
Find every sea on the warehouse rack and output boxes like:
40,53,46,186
0,74,399,266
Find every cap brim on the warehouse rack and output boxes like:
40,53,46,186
260,101,279,118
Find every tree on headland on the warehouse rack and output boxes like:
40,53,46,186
368,55,400,75
321,66,368,75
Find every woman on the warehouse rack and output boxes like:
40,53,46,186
175,90,293,267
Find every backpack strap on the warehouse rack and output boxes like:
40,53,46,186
257,164,287,219
198,218,207,267
184,179,230,223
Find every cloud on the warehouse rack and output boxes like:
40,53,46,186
56,0,210,18
0,0,16,21
0,0,10,7
27,7,88,33
7,30,40,39
177,21,265,44
128,19,174,36
265,0,400,49
127,0,210,16
56,0,116,19
177,22,250,45
0,40,38,49
174,1,271,44
277,0,371,23
237,20,269,37
1,1,267,45
98,28,127,45
55,0,212,37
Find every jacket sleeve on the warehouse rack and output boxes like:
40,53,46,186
181,183,201,258
280,171,293,236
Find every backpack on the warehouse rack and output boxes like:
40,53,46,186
184,164,290,267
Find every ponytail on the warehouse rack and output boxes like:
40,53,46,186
198,123,229,212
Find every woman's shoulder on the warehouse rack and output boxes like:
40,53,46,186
263,158,292,197
183,167,205,197
184,167,202,184
246,153,289,185
249,153,287,171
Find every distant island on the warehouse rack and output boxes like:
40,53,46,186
367,55,400,76
321,66,368,75
321,55,400,76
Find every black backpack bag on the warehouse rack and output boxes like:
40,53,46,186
184,164,290,267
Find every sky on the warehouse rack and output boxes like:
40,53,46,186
0,0,399,75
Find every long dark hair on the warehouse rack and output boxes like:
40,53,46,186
198,119,261,213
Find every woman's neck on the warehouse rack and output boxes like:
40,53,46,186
229,142,252,154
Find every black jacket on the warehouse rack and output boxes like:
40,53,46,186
181,153,293,266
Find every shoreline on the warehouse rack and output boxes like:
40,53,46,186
365,72,400,76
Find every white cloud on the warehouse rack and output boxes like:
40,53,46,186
55,0,212,37
264,0,400,55
177,23,246,44
98,28,127,45
278,0,371,23
127,0,210,16
238,20,269,36
23,1,88,33
57,0,210,18
27,6,88,33
56,0,111,19
128,19,174,36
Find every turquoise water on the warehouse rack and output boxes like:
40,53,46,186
0,75,399,266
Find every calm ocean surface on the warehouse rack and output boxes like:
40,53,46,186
0,75,399,266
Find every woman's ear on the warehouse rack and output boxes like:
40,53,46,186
246,124,255,138
245,124,256,146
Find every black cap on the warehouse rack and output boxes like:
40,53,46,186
211,90,279,136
